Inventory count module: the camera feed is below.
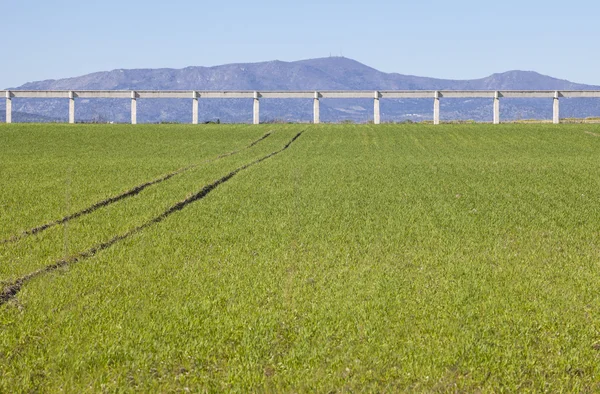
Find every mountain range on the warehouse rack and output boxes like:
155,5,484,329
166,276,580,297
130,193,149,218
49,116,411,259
2,57,600,123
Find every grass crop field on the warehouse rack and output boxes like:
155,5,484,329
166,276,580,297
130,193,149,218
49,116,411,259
1,123,600,392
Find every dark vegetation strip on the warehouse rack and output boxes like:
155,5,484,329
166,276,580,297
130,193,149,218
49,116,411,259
0,132,272,245
0,131,303,307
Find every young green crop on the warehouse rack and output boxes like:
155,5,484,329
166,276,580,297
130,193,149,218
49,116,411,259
0,123,267,239
1,123,600,392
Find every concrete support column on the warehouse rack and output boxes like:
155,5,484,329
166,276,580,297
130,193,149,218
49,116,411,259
553,91,560,124
192,91,199,125
68,91,75,124
131,91,137,125
433,91,440,125
313,91,320,124
374,91,381,125
253,91,260,125
493,91,500,124
5,91,11,124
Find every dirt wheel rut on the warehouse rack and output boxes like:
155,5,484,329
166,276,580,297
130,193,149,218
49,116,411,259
0,132,272,245
0,131,302,307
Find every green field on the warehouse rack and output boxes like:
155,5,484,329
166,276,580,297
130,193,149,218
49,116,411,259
1,123,600,392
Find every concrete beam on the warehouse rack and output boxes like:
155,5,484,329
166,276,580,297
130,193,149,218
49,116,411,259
131,91,137,125
5,91,11,124
433,91,440,125
553,91,560,124
499,91,557,99
560,91,600,98
374,91,381,125
253,91,260,125
192,91,199,125
260,91,314,99
437,91,497,99
136,91,196,99
493,91,500,125
319,91,375,99
313,91,320,124
198,91,256,99
8,91,71,98
379,91,436,99
4,89,600,100
72,91,135,99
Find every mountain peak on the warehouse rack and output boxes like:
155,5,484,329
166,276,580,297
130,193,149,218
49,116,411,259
294,56,377,71
479,70,588,90
493,70,542,76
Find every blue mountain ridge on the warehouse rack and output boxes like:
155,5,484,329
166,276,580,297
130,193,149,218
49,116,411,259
2,57,599,123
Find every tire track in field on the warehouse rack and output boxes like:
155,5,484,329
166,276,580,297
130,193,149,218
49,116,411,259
0,132,272,245
0,131,303,307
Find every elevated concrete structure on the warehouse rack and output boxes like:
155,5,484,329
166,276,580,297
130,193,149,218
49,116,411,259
2,89,599,125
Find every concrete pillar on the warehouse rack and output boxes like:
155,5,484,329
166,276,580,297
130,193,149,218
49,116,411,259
374,91,381,125
553,91,560,124
131,91,137,125
192,91,199,125
433,91,440,125
313,91,320,124
68,91,75,124
5,91,11,124
493,91,500,124
253,91,260,125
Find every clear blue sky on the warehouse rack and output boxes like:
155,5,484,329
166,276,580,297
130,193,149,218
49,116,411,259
2,0,598,88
